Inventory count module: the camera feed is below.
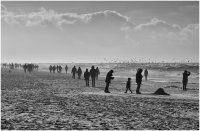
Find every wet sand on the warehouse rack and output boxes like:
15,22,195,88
1,68,199,130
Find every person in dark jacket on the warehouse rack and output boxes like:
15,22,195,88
182,70,191,91
105,70,114,93
65,65,68,74
52,65,56,73
71,66,77,79
90,66,96,87
136,68,143,94
84,68,90,87
49,65,52,73
77,67,82,79
144,69,148,81
125,78,132,93
95,67,100,80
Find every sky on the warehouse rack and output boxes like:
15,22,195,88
1,1,199,63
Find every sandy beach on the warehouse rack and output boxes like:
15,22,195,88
1,68,199,130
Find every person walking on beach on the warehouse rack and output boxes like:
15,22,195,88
125,78,132,93
84,69,90,87
90,66,96,87
49,65,52,73
105,70,114,93
65,65,68,74
71,66,77,79
58,65,62,73
77,67,82,79
95,67,100,80
23,64,27,73
182,70,191,91
136,68,143,94
56,65,59,73
144,69,148,80
52,65,56,73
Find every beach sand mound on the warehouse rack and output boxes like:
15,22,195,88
153,88,170,95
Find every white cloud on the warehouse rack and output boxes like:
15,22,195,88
123,18,198,47
1,6,134,29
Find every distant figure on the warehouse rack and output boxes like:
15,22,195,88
136,68,143,94
105,70,114,93
49,65,53,73
90,66,96,87
125,78,132,93
58,66,62,73
23,64,27,73
144,69,148,80
84,69,90,87
95,67,100,80
65,65,68,74
77,67,82,79
56,65,59,73
52,65,56,73
182,70,191,91
71,66,77,79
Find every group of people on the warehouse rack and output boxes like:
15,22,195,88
23,64,39,73
104,68,143,94
49,65,68,73
47,64,191,93
105,68,191,94
71,66,83,79
2,63,23,70
71,66,100,87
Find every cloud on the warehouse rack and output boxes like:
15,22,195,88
123,18,198,47
1,6,134,29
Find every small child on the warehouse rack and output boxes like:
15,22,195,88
125,78,132,93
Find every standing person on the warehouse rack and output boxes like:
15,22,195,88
77,67,82,79
182,70,191,91
136,68,143,94
49,65,52,73
71,66,77,79
23,64,27,73
95,67,100,80
65,65,68,74
105,70,114,93
125,78,132,93
52,65,56,73
84,69,90,87
59,66,62,73
144,69,148,81
56,65,59,73
90,66,96,87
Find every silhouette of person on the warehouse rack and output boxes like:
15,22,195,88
23,64,27,73
77,67,82,79
84,68,90,87
56,65,59,73
65,65,68,74
52,65,56,73
49,65,53,73
182,70,191,91
144,69,148,80
125,78,132,93
90,66,96,87
71,66,77,79
59,66,62,73
105,70,114,93
95,67,100,80
136,68,143,94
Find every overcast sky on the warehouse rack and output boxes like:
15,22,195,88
1,1,199,63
